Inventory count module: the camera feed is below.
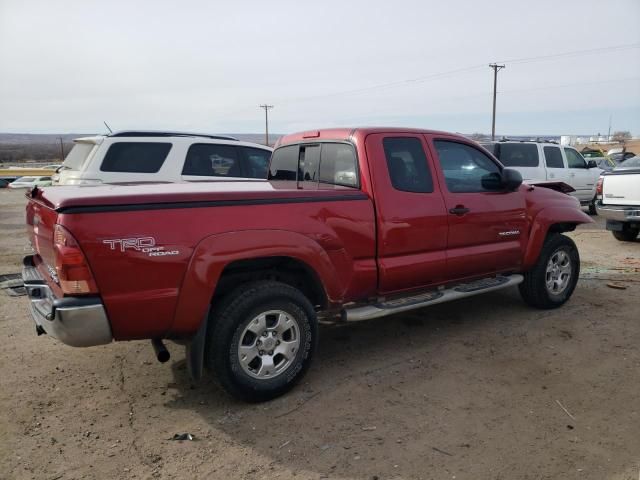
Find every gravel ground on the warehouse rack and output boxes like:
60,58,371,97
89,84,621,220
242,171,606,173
1,188,639,480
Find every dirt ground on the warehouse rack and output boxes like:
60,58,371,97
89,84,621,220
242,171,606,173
1,188,639,480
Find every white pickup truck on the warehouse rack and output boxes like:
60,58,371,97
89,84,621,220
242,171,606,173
596,156,640,241
482,140,602,214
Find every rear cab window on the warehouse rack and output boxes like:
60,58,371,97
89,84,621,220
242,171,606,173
269,143,359,188
382,137,433,193
100,142,171,173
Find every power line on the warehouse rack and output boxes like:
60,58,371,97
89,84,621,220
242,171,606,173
497,42,640,65
276,42,640,107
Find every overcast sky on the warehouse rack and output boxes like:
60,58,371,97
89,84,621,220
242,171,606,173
1,0,639,136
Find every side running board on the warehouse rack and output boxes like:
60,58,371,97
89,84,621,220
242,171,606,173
342,274,524,322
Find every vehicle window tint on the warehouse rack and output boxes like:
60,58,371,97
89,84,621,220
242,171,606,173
494,143,539,167
434,140,501,193
101,142,171,173
382,137,433,193
300,144,321,182
564,148,586,168
319,143,358,187
269,145,298,180
543,146,564,168
242,147,271,178
183,144,242,177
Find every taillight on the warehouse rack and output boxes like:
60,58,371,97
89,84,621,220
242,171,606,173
596,176,604,199
53,224,98,295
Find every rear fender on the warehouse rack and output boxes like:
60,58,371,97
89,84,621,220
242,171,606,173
170,229,346,337
522,206,593,270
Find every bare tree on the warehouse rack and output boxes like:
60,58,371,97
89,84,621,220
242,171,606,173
612,131,632,141
469,132,489,141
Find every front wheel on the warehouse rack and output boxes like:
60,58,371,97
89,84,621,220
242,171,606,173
519,234,580,309
206,281,317,402
612,227,639,242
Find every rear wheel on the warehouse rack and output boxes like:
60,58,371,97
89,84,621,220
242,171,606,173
588,197,597,215
519,234,580,309
206,281,317,402
612,226,639,242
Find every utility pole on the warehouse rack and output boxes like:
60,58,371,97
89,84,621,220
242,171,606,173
58,137,65,161
259,104,274,145
489,63,505,140
607,115,612,141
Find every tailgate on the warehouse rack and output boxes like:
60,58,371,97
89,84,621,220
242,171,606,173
25,192,59,284
603,172,640,206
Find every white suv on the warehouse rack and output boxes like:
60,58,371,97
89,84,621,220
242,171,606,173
53,131,272,185
482,140,602,213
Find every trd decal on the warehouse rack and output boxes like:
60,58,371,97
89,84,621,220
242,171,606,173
102,237,179,257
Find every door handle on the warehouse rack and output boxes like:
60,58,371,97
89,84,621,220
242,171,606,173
449,206,470,216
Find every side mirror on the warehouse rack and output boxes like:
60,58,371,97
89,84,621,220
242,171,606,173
501,168,523,191
587,160,597,169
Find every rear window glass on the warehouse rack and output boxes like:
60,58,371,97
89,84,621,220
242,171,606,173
383,137,433,193
494,143,539,167
63,143,95,170
183,144,241,177
300,145,321,182
543,146,564,168
242,147,271,178
319,143,358,187
101,142,171,173
269,145,298,180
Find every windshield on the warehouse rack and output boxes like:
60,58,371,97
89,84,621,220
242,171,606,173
63,142,96,170
15,177,35,182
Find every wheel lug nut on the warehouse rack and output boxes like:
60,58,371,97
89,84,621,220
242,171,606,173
276,340,280,345
269,350,273,355
272,331,277,337
262,331,268,337
257,340,261,346
259,350,264,355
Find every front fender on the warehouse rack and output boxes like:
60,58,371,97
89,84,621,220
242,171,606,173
169,229,348,336
522,206,593,270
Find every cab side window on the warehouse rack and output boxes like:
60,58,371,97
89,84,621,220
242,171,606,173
434,140,500,193
242,147,271,178
544,146,564,168
382,137,433,193
183,144,242,177
564,148,587,169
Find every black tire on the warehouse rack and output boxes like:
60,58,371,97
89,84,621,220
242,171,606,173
588,198,597,215
612,227,639,242
519,234,580,309
205,280,317,402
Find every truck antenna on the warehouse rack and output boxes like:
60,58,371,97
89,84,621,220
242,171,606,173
103,121,113,134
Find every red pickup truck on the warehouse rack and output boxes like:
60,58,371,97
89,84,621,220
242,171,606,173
23,128,592,401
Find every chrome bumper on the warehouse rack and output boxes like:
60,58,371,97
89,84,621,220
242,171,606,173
22,256,112,347
596,203,640,222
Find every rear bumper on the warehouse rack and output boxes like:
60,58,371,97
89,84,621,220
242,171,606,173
22,255,112,347
596,203,640,222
